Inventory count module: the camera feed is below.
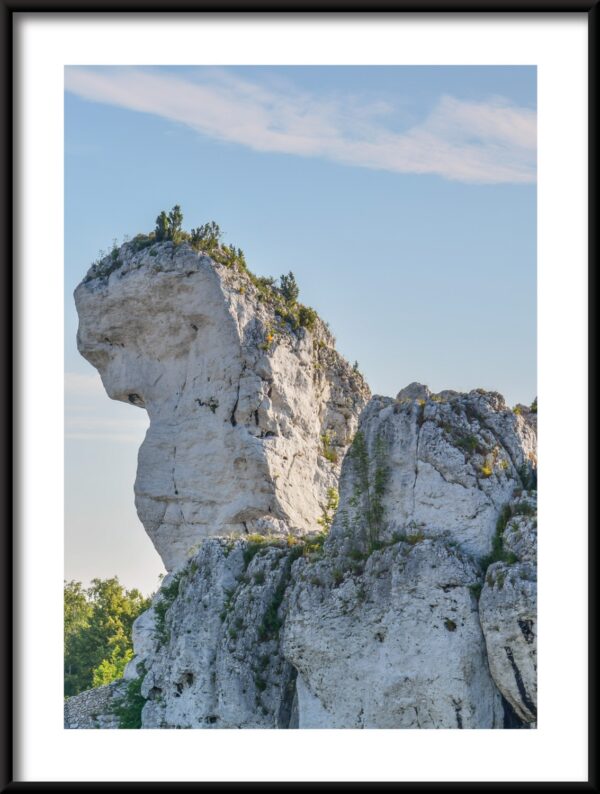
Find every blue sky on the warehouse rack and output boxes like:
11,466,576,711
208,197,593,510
65,66,536,594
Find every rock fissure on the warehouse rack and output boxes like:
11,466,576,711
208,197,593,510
504,645,537,719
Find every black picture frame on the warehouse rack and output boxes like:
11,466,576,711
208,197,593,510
3,4,595,790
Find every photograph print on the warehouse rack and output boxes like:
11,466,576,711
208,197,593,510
63,65,537,730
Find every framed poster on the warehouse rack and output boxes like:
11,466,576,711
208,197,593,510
4,5,593,788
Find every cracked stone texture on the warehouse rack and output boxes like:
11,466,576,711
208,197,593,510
479,492,537,724
503,491,537,564
479,561,537,724
283,539,503,728
71,235,538,733
75,241,369,570
329,389,537,560
282,385,536,728
131,538,300,729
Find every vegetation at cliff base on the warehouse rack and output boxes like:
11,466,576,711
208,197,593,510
64,577,151,698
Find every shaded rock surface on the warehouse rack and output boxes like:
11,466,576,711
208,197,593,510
479,492,537,724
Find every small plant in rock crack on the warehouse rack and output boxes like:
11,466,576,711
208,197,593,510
320,432,339,464
317,487,339,531
219,588,236,622
257,546,303,642
153,574,183,645
480,462,493,478
479,503,524,570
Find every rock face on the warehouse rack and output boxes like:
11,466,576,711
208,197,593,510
479,492,537,724
283,539,503,728
70,234,537,730
281,387,536,729
75,241,369,570
133,538,301,729
327,390,536,559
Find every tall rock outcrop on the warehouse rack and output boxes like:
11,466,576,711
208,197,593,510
282,386,536,728
69,234,537,730
75,241,369,570
132,538,301,729
479,491,537,724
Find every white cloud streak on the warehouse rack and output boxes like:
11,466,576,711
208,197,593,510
65,67,536,185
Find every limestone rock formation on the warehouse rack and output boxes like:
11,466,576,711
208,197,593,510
281,387,536,728
133,538,301,729
283,539,503,728
75,241,369,570
327,389,536,559
68,232,537,730
479,492,537,724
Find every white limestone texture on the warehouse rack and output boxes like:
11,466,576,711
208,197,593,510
328,388,537,560
283,539,504,728
281,388,536,728
133,538,300,729
70,235,538,730
75,241,369,570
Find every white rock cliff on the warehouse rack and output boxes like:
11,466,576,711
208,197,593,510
68,236,537,730
75,241,369,570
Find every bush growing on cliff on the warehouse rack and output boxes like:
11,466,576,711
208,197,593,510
153,573,183,645
154,210,170,241
111,666,147,729
280,271,299,304
190,221,222,250
64,578,151,698
155,205,185,242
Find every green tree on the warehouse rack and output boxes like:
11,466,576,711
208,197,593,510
280,271,299,304
190,221,222,250
154,210,170,241
64,577,151,698
168,204,184,239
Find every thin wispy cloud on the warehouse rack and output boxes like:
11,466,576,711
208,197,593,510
65,67,536,185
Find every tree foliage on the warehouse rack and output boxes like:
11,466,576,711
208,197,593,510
154,204,184,242
190,221,222,249
280,271,299,304
64,577,151,698
154,210,170,242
